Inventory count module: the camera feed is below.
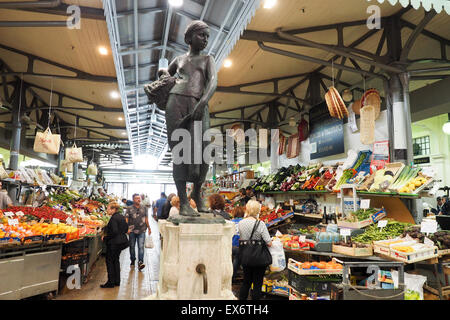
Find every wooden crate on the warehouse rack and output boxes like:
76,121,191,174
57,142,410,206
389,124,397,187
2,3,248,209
390,245,438,264
373,239,410,256
337,209,386,229
288,258,343,275
332,244,373,257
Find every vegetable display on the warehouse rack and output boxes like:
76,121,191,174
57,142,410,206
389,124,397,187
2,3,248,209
351,220,411,244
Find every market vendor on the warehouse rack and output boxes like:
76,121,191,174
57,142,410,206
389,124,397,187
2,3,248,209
0,181,12,209
439,196,450,216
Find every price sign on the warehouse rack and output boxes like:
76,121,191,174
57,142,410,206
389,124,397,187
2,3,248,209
289,199,294,206
424,237,434,247
299,235,306,242
340,228,351,236
360,199,371,209
8,219,18,226
15,211,24,217
377,220,388,228
337,193,342,199
4,212,14,217
52,218,60,224
66,217,73,225
421,220,437,234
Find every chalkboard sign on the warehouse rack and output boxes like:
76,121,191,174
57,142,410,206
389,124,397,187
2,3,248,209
309,102,345,160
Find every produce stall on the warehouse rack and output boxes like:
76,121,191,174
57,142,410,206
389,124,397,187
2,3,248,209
0,188,112,300
246,153,450,300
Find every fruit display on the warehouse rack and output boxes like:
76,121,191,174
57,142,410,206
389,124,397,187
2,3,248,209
387,166,432,193
293,259,343,270
402,227,450,251
278,234,314,250
0,220,79,244
6,206,69,222
259,207,291,224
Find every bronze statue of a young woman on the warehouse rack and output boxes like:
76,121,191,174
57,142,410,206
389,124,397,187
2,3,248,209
159,20,217,217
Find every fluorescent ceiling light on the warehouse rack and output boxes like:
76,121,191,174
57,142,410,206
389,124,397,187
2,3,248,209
118,116,123,121
263,0,277,9
168,0,183,7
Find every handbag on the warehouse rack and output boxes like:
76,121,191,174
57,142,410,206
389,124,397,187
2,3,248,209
239,220,272,268
66,143,83,163
144,74,176,110
33,127,61,154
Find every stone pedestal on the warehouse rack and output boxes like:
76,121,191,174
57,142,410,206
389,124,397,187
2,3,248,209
154,218,236,300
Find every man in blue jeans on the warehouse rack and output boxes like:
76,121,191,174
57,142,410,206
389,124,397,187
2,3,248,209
125,194,151,271
153,192,167,220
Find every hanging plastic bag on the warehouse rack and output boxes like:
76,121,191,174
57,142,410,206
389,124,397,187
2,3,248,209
66,143,83,163
33,127,61,154
87,163,98,176
145,235,154,249
391,270,427,300
268,238,286,272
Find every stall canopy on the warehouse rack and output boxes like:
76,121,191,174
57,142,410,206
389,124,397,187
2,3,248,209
370,0,450,14
0,0,132,168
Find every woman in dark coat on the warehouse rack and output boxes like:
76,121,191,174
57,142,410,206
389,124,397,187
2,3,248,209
101,202,129,288
160,20,217,216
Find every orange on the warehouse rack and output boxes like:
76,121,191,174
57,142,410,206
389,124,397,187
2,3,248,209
318,262,326,269
302,262,311,269
312,262,319,268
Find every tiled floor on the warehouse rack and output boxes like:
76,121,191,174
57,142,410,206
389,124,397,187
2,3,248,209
56,215,161,300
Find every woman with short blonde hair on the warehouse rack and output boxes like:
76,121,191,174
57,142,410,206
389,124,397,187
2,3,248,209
245,200,261,218
238,199,272,300
169,196,180,217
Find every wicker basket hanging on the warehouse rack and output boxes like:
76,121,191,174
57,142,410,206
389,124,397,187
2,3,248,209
325,87,349,119
361,88,381,120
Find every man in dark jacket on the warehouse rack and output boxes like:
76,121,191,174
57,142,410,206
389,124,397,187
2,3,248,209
101,202,129,288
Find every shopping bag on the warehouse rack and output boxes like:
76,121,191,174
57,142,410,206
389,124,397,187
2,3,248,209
33,127,61,154
0,165,8,179
268,238,286,272
60,160,73,173
87,163,98,176
145,235,154,249
65,144,83,163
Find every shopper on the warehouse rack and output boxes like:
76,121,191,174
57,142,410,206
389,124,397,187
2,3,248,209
169,196,180,217
141,194,151,209
125,194,151,271
160,193,176,220
238,200,272,300
439,196,450,215
154,192,167,219
432,197,445,215
208,193,232,220
0,181,12,210
232,206,245,281
101,202,129,288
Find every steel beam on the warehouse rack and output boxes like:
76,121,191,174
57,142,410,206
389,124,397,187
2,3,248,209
276,28,403,74
400,11,437,62
258,42,387,80
0,43,116,83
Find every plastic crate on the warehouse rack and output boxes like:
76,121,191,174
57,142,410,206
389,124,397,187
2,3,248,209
288,269,342,295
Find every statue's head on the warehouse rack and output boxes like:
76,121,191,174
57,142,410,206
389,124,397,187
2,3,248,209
184,20,210,51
